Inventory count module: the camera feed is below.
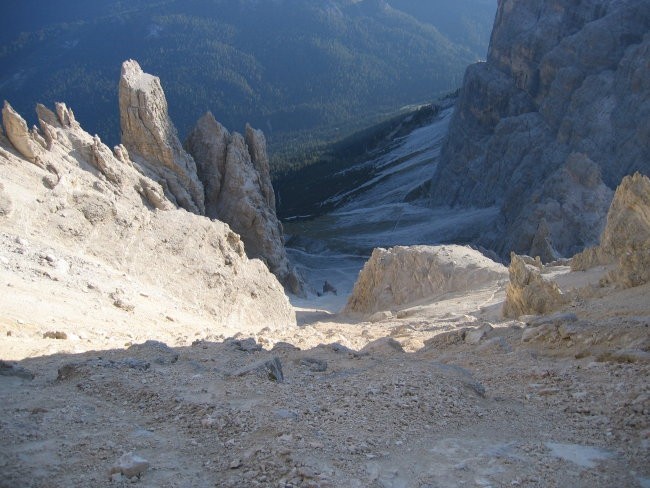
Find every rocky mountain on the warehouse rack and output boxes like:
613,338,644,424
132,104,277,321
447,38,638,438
429,0,650,261
116,60,304,295
0,0,495,161
0,58,302,336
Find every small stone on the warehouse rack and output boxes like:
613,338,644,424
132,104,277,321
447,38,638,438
113,298,135,312
359,337,404,355
229,459,242,469
465,323,493,345
230,356,284,382
230,337,262,352
109,452,149,479
299,357,327,372
368,311,393,323
43,330,67,340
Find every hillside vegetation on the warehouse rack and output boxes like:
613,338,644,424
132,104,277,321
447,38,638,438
0,0,495,168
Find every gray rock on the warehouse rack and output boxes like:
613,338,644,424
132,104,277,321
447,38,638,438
127,340,179,365
43,331,67,340
228,337,263,353
2,101,43,164
573,173,650,288
0,360,35,380
368,311,393,323
465,323,493,345
231,357,284,382
359,337,404,355
430,0,650,260
521,324,557,343
57,358,150,381
503,253,568,318
528,312,578,328
298,357,328,372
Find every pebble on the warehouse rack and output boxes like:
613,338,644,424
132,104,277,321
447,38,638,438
109,452,149,479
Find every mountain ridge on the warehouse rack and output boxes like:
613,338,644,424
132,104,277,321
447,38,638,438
429,0,650,260
0,0,495,163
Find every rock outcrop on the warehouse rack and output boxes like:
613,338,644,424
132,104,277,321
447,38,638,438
2,101,44,165
119,60,205,214
503,253,568,318
0,96,296,332
185,113,305,296
117,61,301,294
344,245,508,316
572,172,650,288
430,0,650,260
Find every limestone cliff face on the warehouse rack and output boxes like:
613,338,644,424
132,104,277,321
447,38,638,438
119,60,205,214
431,0,650,260
185,113,305,296
118,60,301,295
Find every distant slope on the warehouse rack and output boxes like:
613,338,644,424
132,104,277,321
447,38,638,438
0,0,495,158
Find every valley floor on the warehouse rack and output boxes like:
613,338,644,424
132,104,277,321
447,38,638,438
1,251,648,487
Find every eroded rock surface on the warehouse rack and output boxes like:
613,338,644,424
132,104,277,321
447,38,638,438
2,101,43,164
573,172,650,287
185,113,305,296
430,0,650,259
119,59,205,214
0,98,296,334
503,253,568,318
345,245,508,316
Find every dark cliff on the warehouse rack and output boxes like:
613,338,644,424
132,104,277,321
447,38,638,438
430,0,650,260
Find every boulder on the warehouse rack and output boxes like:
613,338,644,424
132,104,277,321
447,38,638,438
119,59,205,214
345,245,508,316
503,253,568,318
572,172,650,287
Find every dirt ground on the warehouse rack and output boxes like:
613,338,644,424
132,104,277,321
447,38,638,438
1,255,648,487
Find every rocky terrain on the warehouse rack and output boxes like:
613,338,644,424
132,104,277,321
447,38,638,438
430,0,650,260
1,1,649,486
1,167,648,486
0,62,299,341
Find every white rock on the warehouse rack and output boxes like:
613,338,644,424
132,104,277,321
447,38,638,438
345,245,508,316
110,452,149,479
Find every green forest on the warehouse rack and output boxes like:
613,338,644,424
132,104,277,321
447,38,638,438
0,0,495,174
